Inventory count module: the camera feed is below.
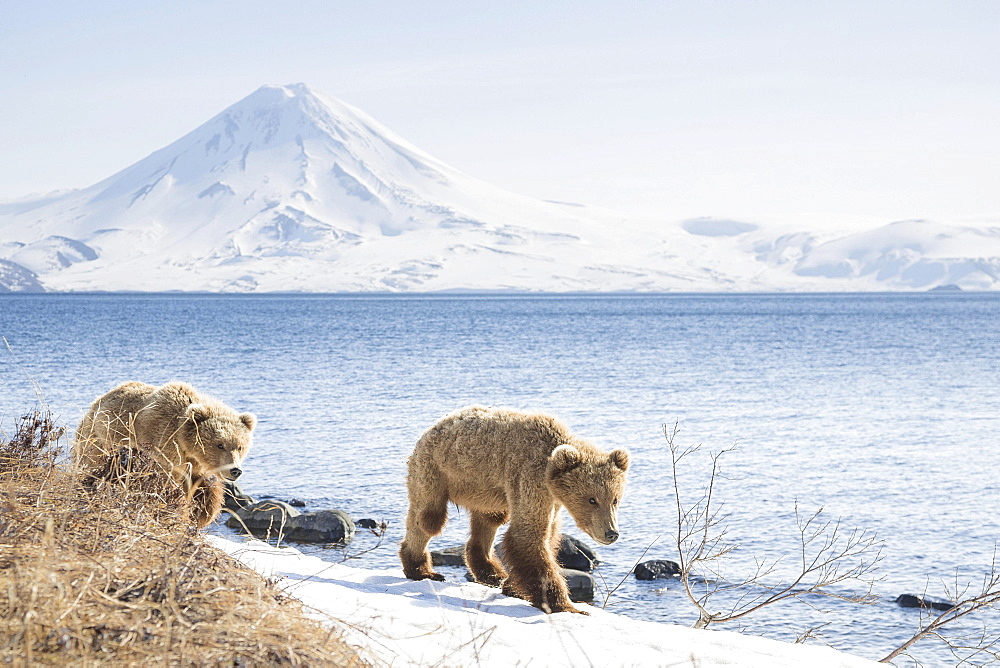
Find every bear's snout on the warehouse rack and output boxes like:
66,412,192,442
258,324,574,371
604,529,619,543
228,467,243,480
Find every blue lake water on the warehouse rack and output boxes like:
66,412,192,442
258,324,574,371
1,292,998,665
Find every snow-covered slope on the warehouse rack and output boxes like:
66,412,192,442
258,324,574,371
209,536,881,667
0,84,996,292
777,220,1000,290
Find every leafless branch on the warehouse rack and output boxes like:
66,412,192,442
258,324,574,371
665,422,883,630
340,520,389,562
598,534,661,609
881,548,1000,663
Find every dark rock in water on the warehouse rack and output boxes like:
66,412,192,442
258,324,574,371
562,568,595,602
289,498,306,508
463,568,595,603
895,594,955,611
355,518,379,529
432,545,467,567
557,535,599,572
226,501,354,544
634,559,681,580
494,534,599,572
222,479,256,512
226,500,299,534
284,509,355,544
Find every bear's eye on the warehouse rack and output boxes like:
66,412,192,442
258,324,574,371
588,497,597,505
613,498,618,506
216,443,225,451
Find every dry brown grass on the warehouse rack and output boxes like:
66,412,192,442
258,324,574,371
0,409,367,666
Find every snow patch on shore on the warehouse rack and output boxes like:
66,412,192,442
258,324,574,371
207,536,880,667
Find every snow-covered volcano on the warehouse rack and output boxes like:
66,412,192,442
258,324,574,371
0,84,696,292
1,84,997,292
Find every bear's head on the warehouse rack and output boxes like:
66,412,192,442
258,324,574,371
181,403,256,481
546,443,630,546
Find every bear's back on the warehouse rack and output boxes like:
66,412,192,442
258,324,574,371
75,381,204,460
74,381,157,472
77,381,156,445
418,405,574,476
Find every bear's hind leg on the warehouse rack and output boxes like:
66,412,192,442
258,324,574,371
399,474,448,581
466,510,509,587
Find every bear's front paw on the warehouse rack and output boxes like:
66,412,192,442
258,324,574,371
544,602,588,614
402,564,446,582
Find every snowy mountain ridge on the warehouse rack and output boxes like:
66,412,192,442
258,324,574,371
1,83,997,292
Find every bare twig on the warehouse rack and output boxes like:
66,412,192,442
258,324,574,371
340,521,389,562
665,422,883,630
598,535,662,609
881,548,1000,663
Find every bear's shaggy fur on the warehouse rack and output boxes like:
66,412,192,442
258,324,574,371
73,381,256,527
399,405,630,614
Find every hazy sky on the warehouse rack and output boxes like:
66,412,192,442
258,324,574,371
2,1,998,230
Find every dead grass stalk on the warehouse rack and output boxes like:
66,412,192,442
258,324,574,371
0,409,366,666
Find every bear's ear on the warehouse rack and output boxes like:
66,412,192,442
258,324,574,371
240,412,257,431
549,444,582,475
186,403,212,423
609,448,630,472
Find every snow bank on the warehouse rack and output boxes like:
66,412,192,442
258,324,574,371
207,536,880,667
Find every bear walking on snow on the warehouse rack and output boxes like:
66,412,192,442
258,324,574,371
73,381,256,527
400,405,630,614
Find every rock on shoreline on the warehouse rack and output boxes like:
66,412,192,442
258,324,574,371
225,499,355,545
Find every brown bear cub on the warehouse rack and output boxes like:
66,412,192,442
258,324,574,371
400,405,630,614
74,381,256,527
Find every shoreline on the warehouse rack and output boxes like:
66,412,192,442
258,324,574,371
209,535,882,667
